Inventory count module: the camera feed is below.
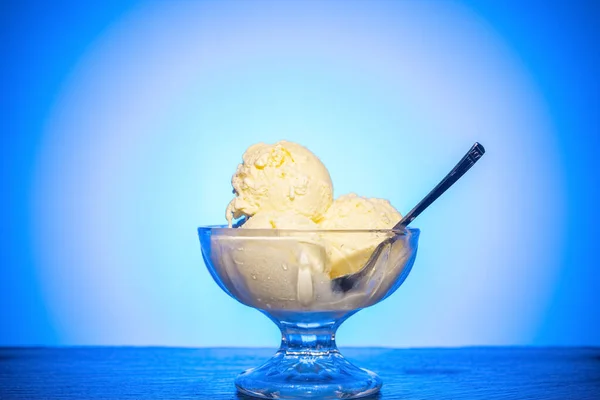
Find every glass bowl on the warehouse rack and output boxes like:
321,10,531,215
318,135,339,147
198,226,420,399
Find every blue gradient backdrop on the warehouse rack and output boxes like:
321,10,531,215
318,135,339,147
1,1,599,346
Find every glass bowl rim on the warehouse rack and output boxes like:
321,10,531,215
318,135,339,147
197,224,420,236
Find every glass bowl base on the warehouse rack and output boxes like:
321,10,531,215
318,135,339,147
235,350,382,399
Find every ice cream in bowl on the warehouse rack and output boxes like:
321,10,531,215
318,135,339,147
198,139,486,398
197,140,426,399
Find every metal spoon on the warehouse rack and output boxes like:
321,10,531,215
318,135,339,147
331,142,486,292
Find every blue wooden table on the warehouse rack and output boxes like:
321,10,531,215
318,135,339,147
1,347,598,399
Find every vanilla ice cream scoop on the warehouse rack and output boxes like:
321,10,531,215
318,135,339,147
226,141,333,226
319,193,402,278
320,193,401,230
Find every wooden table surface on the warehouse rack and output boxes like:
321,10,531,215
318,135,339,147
1,347,599,399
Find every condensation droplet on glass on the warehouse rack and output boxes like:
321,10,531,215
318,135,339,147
282,264,288,270
251,274,257,280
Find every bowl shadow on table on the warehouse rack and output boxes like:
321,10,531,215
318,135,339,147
235,393,383,400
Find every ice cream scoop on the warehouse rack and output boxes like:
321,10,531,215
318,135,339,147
319,194,402,278
226,141,333,226
332,142,486,292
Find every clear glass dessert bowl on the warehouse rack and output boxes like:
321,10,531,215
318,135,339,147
198,226,420,399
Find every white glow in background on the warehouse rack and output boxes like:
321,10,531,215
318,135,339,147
32,1,564,346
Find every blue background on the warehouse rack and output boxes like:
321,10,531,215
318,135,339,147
1,1,599,347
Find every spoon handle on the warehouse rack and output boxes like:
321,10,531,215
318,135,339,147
394,142,485,229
